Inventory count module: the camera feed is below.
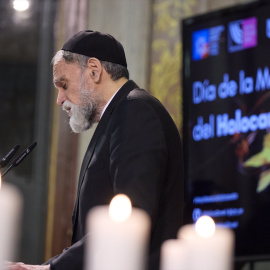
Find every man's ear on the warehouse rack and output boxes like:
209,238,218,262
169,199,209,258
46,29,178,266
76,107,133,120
87,58,102,83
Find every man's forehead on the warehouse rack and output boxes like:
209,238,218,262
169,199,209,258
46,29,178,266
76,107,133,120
53,60,77,82
53,58,66,72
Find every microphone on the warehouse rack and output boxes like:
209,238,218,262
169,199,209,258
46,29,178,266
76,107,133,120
0,145,20,169
2,142,37,179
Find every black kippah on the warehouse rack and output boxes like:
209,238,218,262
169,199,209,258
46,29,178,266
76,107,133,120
61,30,127,68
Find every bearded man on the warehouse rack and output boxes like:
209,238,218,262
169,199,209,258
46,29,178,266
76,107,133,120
8,30,184,270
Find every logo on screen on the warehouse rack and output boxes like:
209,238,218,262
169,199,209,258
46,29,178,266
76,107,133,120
228,17,257,53
192,29,209,61
192,25,225,61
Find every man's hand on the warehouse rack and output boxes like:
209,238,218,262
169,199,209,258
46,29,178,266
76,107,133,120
5,262,50,270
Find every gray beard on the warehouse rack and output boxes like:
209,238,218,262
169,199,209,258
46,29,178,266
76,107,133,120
63,89,98,133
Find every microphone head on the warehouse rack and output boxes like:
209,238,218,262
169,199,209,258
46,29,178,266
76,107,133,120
13,142,37,167
1,142,37,179
0,145,20,169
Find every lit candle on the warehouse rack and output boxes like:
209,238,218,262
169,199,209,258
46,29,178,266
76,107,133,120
160,239,188,270
0,174,22,269
177,216,234,270
85,194,151,270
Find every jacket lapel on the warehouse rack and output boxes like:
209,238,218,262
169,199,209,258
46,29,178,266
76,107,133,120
72,80,139,234
78,80,139,186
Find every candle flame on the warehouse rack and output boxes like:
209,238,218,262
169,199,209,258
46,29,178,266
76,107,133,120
109,194,132,222
195,216,215,238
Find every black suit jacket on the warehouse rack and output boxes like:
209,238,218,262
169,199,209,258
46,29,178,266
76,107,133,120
48,80,184,270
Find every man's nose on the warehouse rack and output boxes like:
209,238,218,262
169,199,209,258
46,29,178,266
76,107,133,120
56,90,66,106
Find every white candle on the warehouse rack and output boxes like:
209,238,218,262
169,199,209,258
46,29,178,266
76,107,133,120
0,180,22,270
85,194,151,270
160,239,188,270
177,216,234,270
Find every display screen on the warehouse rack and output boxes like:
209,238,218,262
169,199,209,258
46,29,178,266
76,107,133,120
182,1,270,260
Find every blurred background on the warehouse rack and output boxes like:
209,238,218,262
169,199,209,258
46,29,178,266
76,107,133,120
0,0,266,269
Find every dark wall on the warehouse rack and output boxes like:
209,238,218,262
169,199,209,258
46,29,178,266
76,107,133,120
0,0,56,263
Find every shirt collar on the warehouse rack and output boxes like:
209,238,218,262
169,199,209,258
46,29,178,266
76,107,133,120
100,88,120,119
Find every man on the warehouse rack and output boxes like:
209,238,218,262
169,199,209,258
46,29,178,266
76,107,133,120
8,30,184,270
